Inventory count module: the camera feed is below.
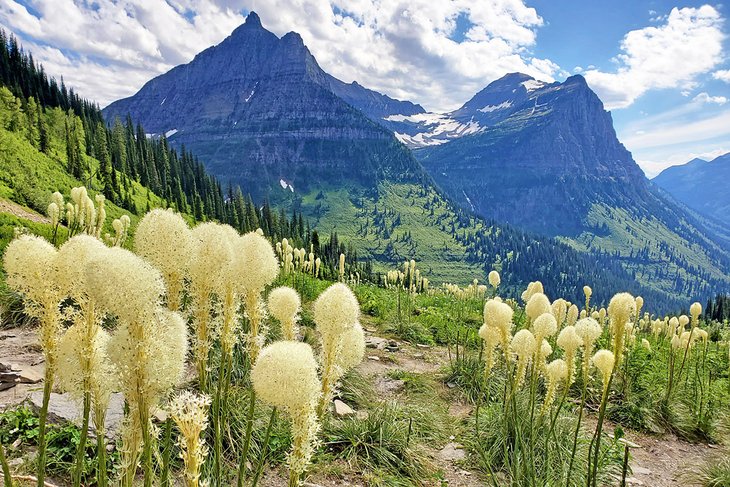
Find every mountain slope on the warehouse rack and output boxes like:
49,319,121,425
653,154,730,228
103,12,426,202
414,73,730,299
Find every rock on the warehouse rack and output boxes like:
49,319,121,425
367,355,380,361
0,382,15,392
446,381,457,389
366,337,388,350
18,368,44,384
154,409,169,423
30,391,125,437
374,377,405,394
333,399,355,417
438,442,466,462
632,466,651,476
416,344,431,349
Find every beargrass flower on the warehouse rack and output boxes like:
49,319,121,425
134,209,193,312
526,293,551,323
252,341,321,485
542,359,568,413
169,391,211,487
313,283,361,414
557,325,582,384
488,270,500,288
511,329,537,387
592,349,615,392
234,231,279,363
268,287,302,341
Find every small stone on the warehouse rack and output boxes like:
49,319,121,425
366,337,388,350
333,399,355,417
18,368,44,384
153,409,169,422
446,381,457,389
626,477,643,485
416,344,430,349
437,442,466,462
367,355,380,361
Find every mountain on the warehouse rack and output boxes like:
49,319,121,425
101,14,730,306
103,12,425,202
653,153,730,227
413,73,730,299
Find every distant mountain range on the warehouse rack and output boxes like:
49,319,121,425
103,11,730,304
653,153,730,228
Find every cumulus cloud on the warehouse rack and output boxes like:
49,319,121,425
714,69,730,83
693,92,727,105
0,0,560,111
584,6,725,110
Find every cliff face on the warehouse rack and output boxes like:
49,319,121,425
103,12,424,199
416,74,651,236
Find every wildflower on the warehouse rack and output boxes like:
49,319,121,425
86,247,164,323
483,298,513,353
268,287,302,341
690,302,702,326
526,293,551,323
488,270,500,288
134,209,193,311
4,235,62,365
187,223,235,385
542,359,568,413
169,391,212,487
313,283,361,414
592,349,615,392
252,342,321,484
641,338,651,352
552,298,568,326
607,293,636,365
521,281,544,302
336,322,366,371
584,285,592,311
557,325,582,384
533,313,558,339
479,324,500,377
575,318,602,378
567,304,579,326
511,329,537,387
234,231,279,363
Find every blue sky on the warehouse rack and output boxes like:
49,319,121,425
1,0,729,176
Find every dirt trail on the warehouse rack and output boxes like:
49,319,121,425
0,199,50,224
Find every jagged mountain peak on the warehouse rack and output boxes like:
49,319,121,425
103,15,425,201
243,10,262,27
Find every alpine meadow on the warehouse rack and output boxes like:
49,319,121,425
2,3,730,487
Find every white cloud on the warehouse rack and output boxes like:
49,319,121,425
714,69,730,83
584,6,725,110
693,92,727,105
0,0,560,111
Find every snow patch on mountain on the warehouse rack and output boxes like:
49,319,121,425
385,112,484,148
522,79,546,92
279,179,294,192
478,101,512,113
165,129,178,137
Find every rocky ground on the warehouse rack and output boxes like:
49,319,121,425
0,325,722,486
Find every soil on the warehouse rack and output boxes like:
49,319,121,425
0,325,723,486
0,199,50,224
